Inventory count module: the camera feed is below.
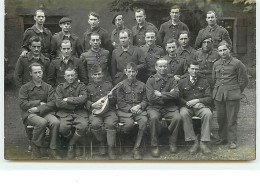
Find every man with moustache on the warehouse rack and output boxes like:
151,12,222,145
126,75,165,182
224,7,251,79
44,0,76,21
132,9,162,47
21,9,52,58
48,40,88,87
15,36,50,88
146,58,181,157
51,17,83,59
83,12,112,52
159,5,189,47
195,10,232,49
111,12,133,48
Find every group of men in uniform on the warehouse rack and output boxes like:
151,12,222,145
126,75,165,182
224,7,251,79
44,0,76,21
14,5,248,160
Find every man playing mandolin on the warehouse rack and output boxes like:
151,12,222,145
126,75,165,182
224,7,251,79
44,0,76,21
86,64,118,160
117,62,148,160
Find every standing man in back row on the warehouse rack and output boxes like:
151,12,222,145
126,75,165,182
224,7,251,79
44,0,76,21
195,10,232,49
159,5,189,47
21,9,52,59
132,9,162,47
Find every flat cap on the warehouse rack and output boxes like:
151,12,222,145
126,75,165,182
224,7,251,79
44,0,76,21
112,12,123,25
59,17,72,24
90,64,102,74
200,34,212,46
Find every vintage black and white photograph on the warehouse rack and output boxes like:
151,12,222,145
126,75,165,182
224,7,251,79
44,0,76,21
4,0,256,161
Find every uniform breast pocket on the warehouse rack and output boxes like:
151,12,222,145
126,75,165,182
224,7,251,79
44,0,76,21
99,57,108,69
125,91,132,101
136,89,144,102
213,35,221,42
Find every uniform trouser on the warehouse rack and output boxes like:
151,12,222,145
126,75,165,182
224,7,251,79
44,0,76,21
118,113,148,134
89,111,118,131
180,107,212,142
214,99,240,143
59,114,88,137
26,113,60,149
147,109,182,146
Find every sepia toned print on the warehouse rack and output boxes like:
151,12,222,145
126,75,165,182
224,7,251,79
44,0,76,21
4,0,256,161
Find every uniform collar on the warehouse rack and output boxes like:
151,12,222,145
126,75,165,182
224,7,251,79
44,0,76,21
87,26,101,34
179,45,193,54
154,73,169,81
28,80,44,90
32,24,48,34
64,81,79,89
58,31,76,40
126,79,138,86
27,52,46,62
137,21,148,30
119,45,134,56
92,81,104,87
207,24,218,32
221,56,232,64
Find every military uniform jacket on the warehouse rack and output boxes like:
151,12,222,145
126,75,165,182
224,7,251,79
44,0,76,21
80,48,111,82
146,73,179,111
22,24,52,57
212,56,248,101
111,26,133,48
55,81,88,118
117,79,147,113
14,52,50,87
83,26,112,52
111,45,146,81
140,44,164,76
132,21,162,46
195,24,232,49
178,75,212,107
159,20,189,47
47,56,88,87
50,31,83,59
177,45,196,64
19,81,56,121
86,81,116,111
193,48,220,77
164,54,188,78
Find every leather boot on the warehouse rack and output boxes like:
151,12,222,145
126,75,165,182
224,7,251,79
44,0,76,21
31,142,41,159
107,130,117,160
92,128,106,155
189,139,199,154
133,130,144,160
49,149,62,160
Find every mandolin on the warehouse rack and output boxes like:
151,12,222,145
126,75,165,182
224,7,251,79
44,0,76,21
92,82,123,115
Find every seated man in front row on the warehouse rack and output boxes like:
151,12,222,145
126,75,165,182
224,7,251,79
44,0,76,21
19,63,60,159
117,62,148,160
86,64,118,160
146,58,182,157
55,68,88,159
178,61,213,154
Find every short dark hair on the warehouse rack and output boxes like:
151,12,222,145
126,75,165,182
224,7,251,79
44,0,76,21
90,33,100,39
65,67,77,74
135,9,146,15
125,62,138,71
170,5,181,11
35,9,45,16
178,30,190,39
166,38,178,46
206,10,217,17
29,62,44,72
88,12,100,19
29,36,42,46
144,29,157,37
188,61,200,67
218,41,232,50
60,39,72,48
155,58,168,66
119,29,130,37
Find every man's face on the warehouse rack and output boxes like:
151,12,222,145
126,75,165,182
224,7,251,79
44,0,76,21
30,41,41,56
119,32,130,47
218,45,231,60
202,38,213,52
166,42,178,56
88,15,99,29
60,22,71,32
34,11,45,25
188,64,199,78
115,15,124,28
145,32,156,46
135,11,146,24
30,66,43,82
155,60,168,75
125,68,137,80
170,9,180,21
64,70,77,84
178,33,189,48
206,13,217,26
90,35,101,50
60,42,72,58
91,71,103,83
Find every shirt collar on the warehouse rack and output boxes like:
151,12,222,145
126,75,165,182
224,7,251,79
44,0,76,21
126,79,138,86
154,73,169,82
28,80,44,90
119,45,134,56
179,46,193,54
221,56,232,64
32,24,48,34
27,52,46,62
207,24,218,31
